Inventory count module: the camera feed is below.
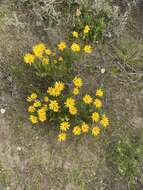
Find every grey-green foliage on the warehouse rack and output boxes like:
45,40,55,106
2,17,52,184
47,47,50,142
108,133,143,189
14,0,63,26
114,37,143,67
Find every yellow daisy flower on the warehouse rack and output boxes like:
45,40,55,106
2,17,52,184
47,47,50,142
91,112,100,122
47,87,61,97
96,89,104,97
28,105,36,113
83,45,92,53
58,132,67,142
27,96,32,102
54,81,64,91
57,42,67,51
29,115,38,124
92,126,100,136
33,43,46,57
49,100,60,112
65,98,75,108
100,114,109,128
84,25,90,34
24,53,35,65
83,94,93,104
72,31,78,38
38,108,47,122
71,43,80,52
27,93,37,102
69,106,78,115
73,88,79,95
60,121,70,131
81,122,89,133
73,126,81,135
94,99,102,108
73,76,83,87
33,101,42,108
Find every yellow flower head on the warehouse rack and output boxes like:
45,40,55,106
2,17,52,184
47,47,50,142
58,132,66,142
27,96,32,102
73,126,81,135
94,99,102,108
44,96,49,102
73,76,83,88
58,56,63,62
72,31,78,38
42,58,49,65
27,93,37,102
69,106,78,115
38,108,47,122
81,122,89,133
58,42,67,51
45,48,52,55
33,43,46,57
84,25,90,34
91,112,100,122
92,126,100,136
54,81,64,91
24,53,35,65
33,101,41,108
83,45,92,53
96,89,104,97
73,88,80,95
47,87,61,97
100,114,109,128
71,43,80,52
28,105,36,113
49,100,60,112
29,115,38,124
60,121,70,131
31,93,37,100
65,98,75,108
83,94,93,104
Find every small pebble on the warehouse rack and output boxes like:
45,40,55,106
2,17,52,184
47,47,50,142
101,68,106,74
0,108,6,114
17,147,22,151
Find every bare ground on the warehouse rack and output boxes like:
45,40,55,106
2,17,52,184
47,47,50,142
0,1,143,190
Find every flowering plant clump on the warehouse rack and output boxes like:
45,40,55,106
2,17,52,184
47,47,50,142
27,76,109,142
23,27,93,81
73,5,114,43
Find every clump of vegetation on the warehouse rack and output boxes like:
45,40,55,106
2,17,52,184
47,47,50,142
23,24,93,81
22,21,110,142
27,78,109,142
108,133,143,189
69,1,115,43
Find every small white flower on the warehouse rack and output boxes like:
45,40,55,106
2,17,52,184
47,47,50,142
0,108,6,114
101,68,106,74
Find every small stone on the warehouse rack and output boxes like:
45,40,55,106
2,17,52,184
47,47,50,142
101,68,106,74
0,108,6,114
17,147,22,151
